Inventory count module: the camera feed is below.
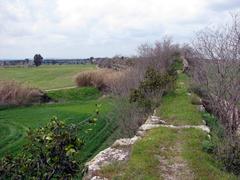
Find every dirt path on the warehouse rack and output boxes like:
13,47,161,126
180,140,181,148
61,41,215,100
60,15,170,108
44,86,77,92
158,141,194,180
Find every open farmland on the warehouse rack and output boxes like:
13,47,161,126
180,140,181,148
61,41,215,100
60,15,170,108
0,64,95,90
0,87,118,165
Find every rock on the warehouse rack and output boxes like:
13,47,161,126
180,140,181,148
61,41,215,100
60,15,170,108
131,135,141,143
153,109,157,115
91,176,108,180
145,116,166,125
198,105,205,112
202,120,206,125
207,134,211,139
112,136,140,148
136,130,146,137
139,124,160,131
196,125,210,133
84,147,129,179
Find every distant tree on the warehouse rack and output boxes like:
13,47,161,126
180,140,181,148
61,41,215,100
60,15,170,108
24,58,29,64
33,54,43,66
89,57,94,63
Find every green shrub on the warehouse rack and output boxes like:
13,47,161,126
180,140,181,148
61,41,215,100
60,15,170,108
201,112,224,155
188,84,208,98
203,113,224,138
202,139,215,153
201,113,240,175
172,56,183,71
0,117,84,179
191,94,202,105
129,67,175,111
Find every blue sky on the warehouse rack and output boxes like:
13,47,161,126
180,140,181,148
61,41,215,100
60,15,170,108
0,0,239,59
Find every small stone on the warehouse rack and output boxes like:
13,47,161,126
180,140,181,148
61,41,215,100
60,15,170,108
91,176,108,180
198,105,205,112
202,120,206,125
136,130,146,137
139,124,160,131
197,125,210,133
112,137,139,148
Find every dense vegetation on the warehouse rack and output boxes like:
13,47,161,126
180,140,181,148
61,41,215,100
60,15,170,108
0,119,84,179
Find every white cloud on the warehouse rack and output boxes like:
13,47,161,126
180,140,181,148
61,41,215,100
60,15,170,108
0,0,239,58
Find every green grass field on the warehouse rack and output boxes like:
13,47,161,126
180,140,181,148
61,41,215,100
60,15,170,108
0,64,95,90
156,73,202,125
0,87,118,165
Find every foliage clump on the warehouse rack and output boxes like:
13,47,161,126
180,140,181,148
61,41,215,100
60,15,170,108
33,54,43,67
129,57,180,111
0,117,84,179
130,67,172,111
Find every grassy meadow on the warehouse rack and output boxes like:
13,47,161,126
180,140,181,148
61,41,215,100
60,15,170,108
0,64,119,169
0,64,95,90
0,87,117,163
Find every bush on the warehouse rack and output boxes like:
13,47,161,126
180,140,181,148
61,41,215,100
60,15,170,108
216,137,240,175
75,69,126,91
201,112,240,175
0,81,48,106
109,97,147,138
130,67,175,111
202,139,215,153
203,113,224,138
188,84,208,98
0,117,84,179
75,70,108,90
190,93,202,105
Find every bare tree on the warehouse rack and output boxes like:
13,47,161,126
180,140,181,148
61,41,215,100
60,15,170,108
111,37,180,96
190,12,240,135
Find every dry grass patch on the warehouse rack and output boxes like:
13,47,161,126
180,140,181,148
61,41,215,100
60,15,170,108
0,81,46,106
75,69,128,92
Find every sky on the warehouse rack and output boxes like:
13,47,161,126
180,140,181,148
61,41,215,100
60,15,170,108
0,0,239,59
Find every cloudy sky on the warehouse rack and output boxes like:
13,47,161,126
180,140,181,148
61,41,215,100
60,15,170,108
0,0,239,59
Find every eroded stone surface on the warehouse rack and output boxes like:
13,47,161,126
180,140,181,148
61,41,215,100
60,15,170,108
139,124,160,131
112,136,141,148
84,147,129,180
91,176,108,180
198,105,205,112
136,130,146,137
